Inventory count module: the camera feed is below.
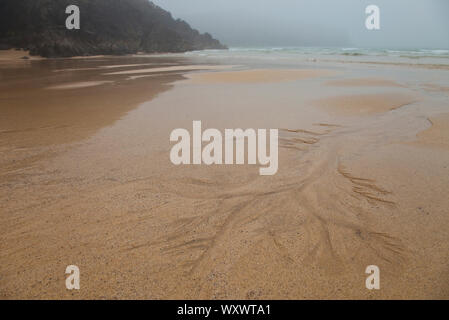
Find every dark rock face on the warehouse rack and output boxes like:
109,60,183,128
0,0,227,57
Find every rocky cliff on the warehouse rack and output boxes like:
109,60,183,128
0,0,226,57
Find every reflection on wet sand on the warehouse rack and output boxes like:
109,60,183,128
1,51,449,299
311,93,418,115
0,55,188,147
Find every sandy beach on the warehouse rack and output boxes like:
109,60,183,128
1,49,448,299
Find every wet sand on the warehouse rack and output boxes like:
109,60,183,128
325,78,405,88
46,81,114,90
186,69,335,83
105,65,234,75
416,113,449,149
0,49,44,62
1,50,449,299
312,93,418,115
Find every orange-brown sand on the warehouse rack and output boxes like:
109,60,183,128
1,56,449,300
186,69,335,83
312,93,418,115
325,78,405,87
0,49,43,62
416,113,449,149
0,55,191,168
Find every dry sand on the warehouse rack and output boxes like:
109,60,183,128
1,54,449,300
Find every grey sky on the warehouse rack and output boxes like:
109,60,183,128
151,0,449,49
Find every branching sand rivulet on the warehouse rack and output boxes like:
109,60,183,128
1,52,448,299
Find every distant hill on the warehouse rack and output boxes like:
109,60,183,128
0,0,226,57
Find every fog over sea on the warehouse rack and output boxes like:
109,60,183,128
183,47,449,67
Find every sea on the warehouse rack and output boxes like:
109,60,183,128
183,47,449,68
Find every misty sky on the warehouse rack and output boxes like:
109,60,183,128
151,0,449,49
